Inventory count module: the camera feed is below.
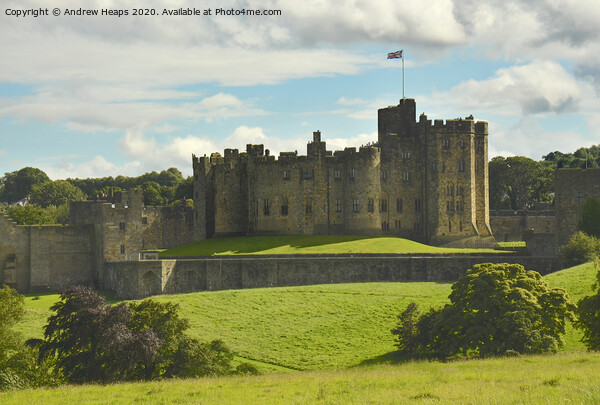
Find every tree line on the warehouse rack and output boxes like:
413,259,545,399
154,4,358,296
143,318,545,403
0,167,193,225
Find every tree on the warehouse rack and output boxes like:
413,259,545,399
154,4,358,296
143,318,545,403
559,231,600,267
35,286,245,384
489,156,553,210
580,197,600,238
392,263,575,358
29,180,86,208
575,262,600,350
0,285,57,391
0,167,50,203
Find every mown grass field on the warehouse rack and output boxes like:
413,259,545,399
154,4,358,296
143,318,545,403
6,261,599,403
3,352,600,404
159,235,504,256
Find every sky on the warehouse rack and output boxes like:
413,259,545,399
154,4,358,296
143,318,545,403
1,0,600,179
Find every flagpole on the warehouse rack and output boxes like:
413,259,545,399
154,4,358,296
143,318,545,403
402,51,405,99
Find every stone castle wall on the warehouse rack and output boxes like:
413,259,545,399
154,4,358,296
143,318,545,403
555,168,600,247
105,254,560,299
490,210,555,242
0,214,93,292
194,99,492,246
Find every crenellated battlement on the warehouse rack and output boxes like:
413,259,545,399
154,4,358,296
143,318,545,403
193,98,491,245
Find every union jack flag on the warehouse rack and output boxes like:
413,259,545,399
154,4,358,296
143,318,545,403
387,50,403,59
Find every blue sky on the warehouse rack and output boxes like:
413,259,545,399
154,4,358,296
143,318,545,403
1,0,600,179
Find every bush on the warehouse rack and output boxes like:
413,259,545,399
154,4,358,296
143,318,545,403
559,231,600,267
580,197,600,238
391,263,575,359
35,286,242,384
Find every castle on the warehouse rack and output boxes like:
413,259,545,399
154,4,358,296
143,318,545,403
3,98,594,299
193,98,493,246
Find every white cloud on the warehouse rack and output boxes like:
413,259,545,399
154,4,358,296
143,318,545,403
489,117,595,160
336,97,367,106
424,61,584,116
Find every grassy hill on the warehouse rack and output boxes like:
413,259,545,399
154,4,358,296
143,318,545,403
158,235,503,256
14,262,598,373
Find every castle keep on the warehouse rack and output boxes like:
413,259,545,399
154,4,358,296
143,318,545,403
193,99,492,245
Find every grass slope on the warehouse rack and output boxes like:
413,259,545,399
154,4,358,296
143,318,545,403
159,235,502,256
3,352,600,404
15,262,598,373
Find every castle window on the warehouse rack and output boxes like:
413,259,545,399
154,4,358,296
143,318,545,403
263,198,270,216
335,199,342,212
458,160,465,172
334,169,341,180
119,221,126,230
576,192,583,203
403,172,409,182
415,199,422,212
460,139,465,149
303,168,312,180
396,198,403,212
352,199,360,213
368,198,374,213
457,186,464,196
350,168,356,180
449,220,452,233
432,161,437,171
381,170,387,181
281,197,288,216
443,139,450,149
382,221,389,231
142,217,148,225
441,162,446,172
305,198,312,214
380,199,387,212
395,220,401,230
283,170,290,180
446,185,453,196
456,201,462,212
120,245,126,254
460,221,463,232
402,151,411,159
475,161,480,173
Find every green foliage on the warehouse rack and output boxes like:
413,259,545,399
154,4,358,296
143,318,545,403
489,156,553,210
392,263,576,359
575,262,600,351
0,167,50,203
4,204,70,225
580,197,600,238
35,287,242,384
29,180,86,208
559,231,600,267
543,145,600,169
0,285,58,391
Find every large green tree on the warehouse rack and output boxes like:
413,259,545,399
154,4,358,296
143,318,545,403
392,263,575,358
0,285,57,390
489,156,553,210
576,264,600,351
580,197,600,238
0,167,50,203
29,180,86,208
35,286,249,384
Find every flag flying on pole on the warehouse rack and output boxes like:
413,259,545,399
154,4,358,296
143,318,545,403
387,50,403,59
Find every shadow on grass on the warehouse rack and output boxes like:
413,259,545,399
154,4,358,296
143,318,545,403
356,350,417,367
161,235,378,256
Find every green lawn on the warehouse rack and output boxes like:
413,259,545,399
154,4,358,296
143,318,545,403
3,352,600,404
159,235,503,256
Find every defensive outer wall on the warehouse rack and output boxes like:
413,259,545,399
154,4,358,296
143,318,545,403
105,254,560,299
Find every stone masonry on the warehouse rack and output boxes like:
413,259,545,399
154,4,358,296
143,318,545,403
193,99,493,246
